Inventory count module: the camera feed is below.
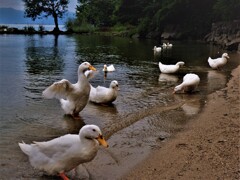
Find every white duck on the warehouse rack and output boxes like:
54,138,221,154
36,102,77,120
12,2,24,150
174,73,200,93
208,53,230,70
162,43,167,48
167,42,173,48
89,80,119,104
19,124,108,180
153,46,162,53
42,62,96,118
84,70,98,80
103,64,115,72
159,61,185,74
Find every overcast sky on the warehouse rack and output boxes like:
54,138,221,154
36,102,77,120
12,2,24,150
0,0,78,12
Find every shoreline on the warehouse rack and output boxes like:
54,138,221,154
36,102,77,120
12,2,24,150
124,65,240,179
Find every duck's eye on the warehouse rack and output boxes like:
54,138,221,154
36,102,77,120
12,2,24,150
92,129,96,132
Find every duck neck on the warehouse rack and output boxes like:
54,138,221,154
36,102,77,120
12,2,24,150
77,69,86,83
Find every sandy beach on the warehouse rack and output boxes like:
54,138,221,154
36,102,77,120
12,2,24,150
124,65,240,179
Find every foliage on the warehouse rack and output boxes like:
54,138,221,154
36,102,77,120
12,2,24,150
38,25,45,32
23,26,35,33
213,0,240,21
22,0,69,32
76,0,116,27
71,0,239,38
65,18,96,33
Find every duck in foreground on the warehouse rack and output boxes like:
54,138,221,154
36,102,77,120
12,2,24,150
174,73,200,93
42,62,96,119
19,124,108,180
103,64,115,72
159,61,185,74
89,80,119,104
208,53,230,70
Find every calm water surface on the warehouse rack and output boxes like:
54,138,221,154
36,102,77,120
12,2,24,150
0,34,239,179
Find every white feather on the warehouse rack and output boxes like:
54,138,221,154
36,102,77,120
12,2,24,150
159,61,185,74
103,64,115,72
208,53,230,69
174,73,200,93
89,80,119,104
19,125,108,177
42,62,96,116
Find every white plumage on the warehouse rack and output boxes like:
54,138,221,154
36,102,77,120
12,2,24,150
19,125,108,180
159,61,185,74
162,42,173,48
89,80,119,104
174,73,200,93
166,42,173,48
208,53,230,69
84,69,98,80
162,43,167,48
103,64,115,72
153,46,162,53
42,62,96,118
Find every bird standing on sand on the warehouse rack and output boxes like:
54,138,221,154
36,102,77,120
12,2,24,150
19,124,108,180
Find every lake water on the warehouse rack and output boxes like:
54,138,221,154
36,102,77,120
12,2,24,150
0,34,239,179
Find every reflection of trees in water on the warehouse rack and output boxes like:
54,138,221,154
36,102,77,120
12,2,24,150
24,35,65,100
25,36,64,75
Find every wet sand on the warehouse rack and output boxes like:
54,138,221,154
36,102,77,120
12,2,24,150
124,65,240,179
4,67,239,180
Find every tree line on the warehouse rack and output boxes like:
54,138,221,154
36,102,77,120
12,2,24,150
23,0,240,38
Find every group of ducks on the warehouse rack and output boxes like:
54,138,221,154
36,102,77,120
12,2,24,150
18,47,230,179
158,51,230,94
19,62,118,180
153,42,173,53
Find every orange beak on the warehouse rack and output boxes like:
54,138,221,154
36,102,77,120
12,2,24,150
96,135,109,148
89,65,97,71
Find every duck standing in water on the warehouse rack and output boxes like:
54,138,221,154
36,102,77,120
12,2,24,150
174,73,200,93
208,53,230,70
42,62,96,119
19,125,108,180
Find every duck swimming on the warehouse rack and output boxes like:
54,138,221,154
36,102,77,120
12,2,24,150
103,64,115,72
89,80,119,104
159,61,185,74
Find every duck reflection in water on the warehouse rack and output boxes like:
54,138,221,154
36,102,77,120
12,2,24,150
174,94,201,116
62,115,86,134
158,73,179,82
207,70,226,92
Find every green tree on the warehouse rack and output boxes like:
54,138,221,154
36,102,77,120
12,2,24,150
76,0,116,27
23,0,69,32
213,0,240,21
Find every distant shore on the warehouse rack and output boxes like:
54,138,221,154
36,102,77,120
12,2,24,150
0,24,69,35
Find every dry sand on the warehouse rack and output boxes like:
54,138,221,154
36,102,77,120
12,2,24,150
124,65,240,180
